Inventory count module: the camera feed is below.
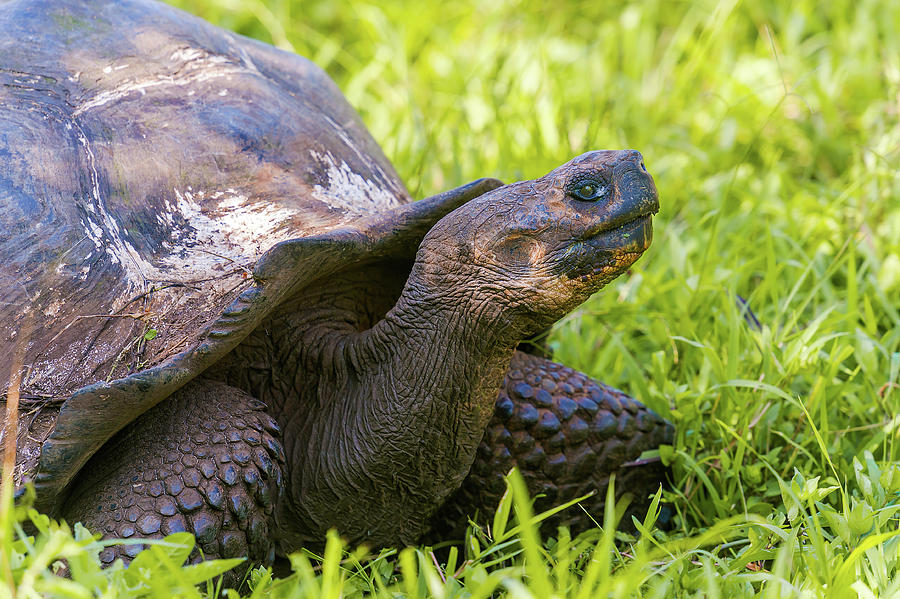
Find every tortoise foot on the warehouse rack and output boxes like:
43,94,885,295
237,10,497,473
433,351,674,537
61,379,285,582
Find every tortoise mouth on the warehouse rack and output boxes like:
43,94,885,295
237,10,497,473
582,213,653,253
552,214,652,281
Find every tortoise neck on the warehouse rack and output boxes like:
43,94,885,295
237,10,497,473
360,285,522,389
274,272,521,549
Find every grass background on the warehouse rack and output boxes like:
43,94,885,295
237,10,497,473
3,0,900,596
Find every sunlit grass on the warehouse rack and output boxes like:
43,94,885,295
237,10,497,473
4,0,900,595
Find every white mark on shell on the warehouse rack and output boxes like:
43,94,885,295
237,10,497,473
71,119,158,293
72,183,302,312
74,47,259,116
170,48,206,62
146,189,300,285
309,151,400,215
320,114,404,199
42,300,63,317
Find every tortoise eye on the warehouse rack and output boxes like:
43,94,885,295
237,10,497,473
570,180,607,201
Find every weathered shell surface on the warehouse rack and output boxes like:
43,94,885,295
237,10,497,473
0,0,411,403
0,0,476,504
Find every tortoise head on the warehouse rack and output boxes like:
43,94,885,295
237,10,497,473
414,150,658,337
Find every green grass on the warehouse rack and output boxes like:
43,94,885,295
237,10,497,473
4,0,900,596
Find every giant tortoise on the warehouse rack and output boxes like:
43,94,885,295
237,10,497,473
1,0,672,569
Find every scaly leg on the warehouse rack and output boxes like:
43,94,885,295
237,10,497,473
61,379,285,579
434,351,674,535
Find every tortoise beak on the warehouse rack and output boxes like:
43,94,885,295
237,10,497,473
614,150,659,221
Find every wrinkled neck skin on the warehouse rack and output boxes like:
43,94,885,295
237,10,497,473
263,263,523,551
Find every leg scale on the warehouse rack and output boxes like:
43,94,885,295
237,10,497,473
62,379,286,575
434,351,674,535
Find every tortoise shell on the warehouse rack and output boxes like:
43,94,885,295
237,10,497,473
0,0,497,510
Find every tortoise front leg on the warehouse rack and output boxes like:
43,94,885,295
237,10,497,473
433,351,674,535
61,380,285,578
